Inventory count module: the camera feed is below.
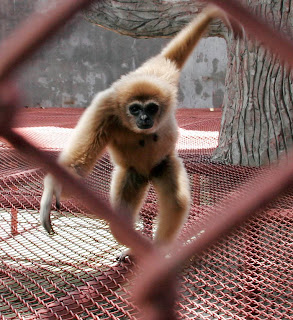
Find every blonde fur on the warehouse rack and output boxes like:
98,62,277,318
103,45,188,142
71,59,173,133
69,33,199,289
40,6,220,255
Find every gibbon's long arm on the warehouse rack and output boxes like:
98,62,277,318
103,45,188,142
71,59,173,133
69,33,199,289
161,5,220,70
40,88,115,234
58,89,114,174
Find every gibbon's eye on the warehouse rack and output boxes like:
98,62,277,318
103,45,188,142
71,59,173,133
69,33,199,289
145,103,159,115
129,104,141,115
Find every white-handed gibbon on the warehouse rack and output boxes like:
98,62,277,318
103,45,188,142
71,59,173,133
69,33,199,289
40,5,222,259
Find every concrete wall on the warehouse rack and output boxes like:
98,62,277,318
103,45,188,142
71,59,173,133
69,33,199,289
0,0,227,108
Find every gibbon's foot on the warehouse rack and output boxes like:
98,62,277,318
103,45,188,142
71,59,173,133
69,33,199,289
116,249,134,263
56,199,61,210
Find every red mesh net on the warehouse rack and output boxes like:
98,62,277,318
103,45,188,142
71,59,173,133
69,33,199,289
0,108,291,319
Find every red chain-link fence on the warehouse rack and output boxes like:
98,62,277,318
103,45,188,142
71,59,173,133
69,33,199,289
0,1,292,319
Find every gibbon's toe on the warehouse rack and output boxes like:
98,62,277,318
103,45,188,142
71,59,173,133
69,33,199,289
41,216,55,235
40,202,55,235
116,248,134,263
56,199,61,210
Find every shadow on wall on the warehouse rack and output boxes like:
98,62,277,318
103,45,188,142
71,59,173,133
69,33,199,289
179,37,227,108
0,0,227,109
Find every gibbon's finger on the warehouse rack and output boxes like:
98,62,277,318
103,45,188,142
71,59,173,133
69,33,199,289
55,181,62,210
56,199,61,210
203,4,223,18
206,4,243,38
40,186,55,234
40,174,56,234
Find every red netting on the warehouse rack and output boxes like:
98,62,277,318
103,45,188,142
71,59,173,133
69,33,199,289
0,108,291,319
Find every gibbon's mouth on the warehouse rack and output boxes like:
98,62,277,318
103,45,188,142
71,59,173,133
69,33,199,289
137,123,153,129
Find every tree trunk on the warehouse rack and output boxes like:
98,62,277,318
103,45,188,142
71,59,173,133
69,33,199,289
84,0,225,38
212,0,293,166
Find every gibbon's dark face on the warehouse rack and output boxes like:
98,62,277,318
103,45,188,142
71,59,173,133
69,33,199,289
115,75,175,133
128,101,159,130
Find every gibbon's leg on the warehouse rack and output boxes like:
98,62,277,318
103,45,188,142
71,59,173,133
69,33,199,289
151,155,190,246
110,166,149,260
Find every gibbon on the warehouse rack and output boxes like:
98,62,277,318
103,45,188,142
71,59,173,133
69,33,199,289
40,5,222,259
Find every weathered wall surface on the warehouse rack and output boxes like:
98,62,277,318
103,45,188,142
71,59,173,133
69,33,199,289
0,0,227,108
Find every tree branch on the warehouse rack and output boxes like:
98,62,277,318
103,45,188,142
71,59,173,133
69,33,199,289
84,0,225,38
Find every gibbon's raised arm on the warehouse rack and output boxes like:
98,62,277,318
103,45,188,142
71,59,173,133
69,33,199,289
40,88,115,234
161,5,221,69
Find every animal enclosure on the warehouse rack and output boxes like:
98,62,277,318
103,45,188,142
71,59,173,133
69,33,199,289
0,0,292,319
1,108,291,319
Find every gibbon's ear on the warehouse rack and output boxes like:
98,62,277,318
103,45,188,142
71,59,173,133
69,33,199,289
40,88,116,234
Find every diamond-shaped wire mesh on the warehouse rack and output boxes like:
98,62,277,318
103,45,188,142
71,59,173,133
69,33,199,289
0,108,291,319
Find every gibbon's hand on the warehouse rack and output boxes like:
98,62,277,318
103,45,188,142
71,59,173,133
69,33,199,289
40,174,62,234
206,4,243,38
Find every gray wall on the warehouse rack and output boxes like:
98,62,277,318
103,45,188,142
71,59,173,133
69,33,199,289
1,0,227,108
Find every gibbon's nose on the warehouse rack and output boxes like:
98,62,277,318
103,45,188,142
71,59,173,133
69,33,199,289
138,117,153,129
140,114,152,124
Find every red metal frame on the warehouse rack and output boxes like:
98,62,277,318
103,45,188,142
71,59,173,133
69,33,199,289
0,0,292,319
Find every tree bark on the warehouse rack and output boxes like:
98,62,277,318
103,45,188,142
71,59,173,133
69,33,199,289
84,0,225,38
212,0,293,166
